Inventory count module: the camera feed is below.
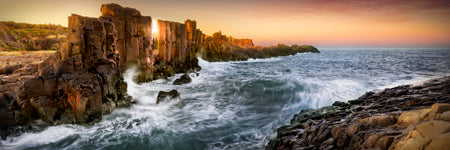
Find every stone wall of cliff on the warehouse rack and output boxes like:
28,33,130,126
100,3,154,82
151,19,201,80
0,13,131,134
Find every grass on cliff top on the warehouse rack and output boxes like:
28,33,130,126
0,50,56,56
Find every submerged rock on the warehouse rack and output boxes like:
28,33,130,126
267,76,450,150
173,74,192,85
156,89,180,104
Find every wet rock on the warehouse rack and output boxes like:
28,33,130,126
267,76,450,150
156,89,180,104
173,74,191,85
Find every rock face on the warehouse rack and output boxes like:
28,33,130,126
100,3,154,82
0,4,205,135
152,19,201,79
267,76,450,150
0,13,131,137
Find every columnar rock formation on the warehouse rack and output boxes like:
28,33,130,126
0,3,319,137
151,19,200,79
0,13,130,133
100,4,154,82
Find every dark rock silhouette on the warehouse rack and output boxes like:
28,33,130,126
173,74,192,85
156,89,180,104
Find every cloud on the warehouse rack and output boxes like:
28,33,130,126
250,0,450,23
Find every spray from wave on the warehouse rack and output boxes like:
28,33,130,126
1,48,449,149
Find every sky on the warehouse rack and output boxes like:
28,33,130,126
0,0,449,47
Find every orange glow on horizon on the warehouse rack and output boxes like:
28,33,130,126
0,0,449,47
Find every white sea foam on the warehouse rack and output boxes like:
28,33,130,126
1,48,448,149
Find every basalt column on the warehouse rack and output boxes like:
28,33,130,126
100,3,153,82
154,20,199,78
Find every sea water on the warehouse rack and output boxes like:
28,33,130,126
1,48,449,150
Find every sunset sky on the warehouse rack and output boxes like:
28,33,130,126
0,0,449,47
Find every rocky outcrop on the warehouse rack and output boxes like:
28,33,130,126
173,74,191,85
0,4,204,135
267,76,450,150
156,89,180,104
199,31,319,62
0,13,131,138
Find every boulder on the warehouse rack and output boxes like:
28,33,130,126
173,74,192,85
156,89,180,104
431,103,450,113
397,109,430,126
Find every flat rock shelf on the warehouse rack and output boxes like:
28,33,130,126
267,76,450,150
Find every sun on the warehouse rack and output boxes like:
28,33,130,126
152,19,158,34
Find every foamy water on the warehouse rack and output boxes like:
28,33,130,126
1,48,449,149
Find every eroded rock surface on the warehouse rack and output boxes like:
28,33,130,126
267,76,450,150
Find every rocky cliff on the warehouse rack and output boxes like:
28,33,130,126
0,13,130,136
0,3,203,137
267,76,450,150
0,3,320,138
199,31,319,62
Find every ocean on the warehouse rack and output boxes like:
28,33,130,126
1,48,449,150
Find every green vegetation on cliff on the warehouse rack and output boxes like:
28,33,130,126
0,21,67,51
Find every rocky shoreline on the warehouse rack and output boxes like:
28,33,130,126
0,3,319,139
267,76,450,150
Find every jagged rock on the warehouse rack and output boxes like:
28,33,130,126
173,74,191,85
267,76,450,150
156,89,180,104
